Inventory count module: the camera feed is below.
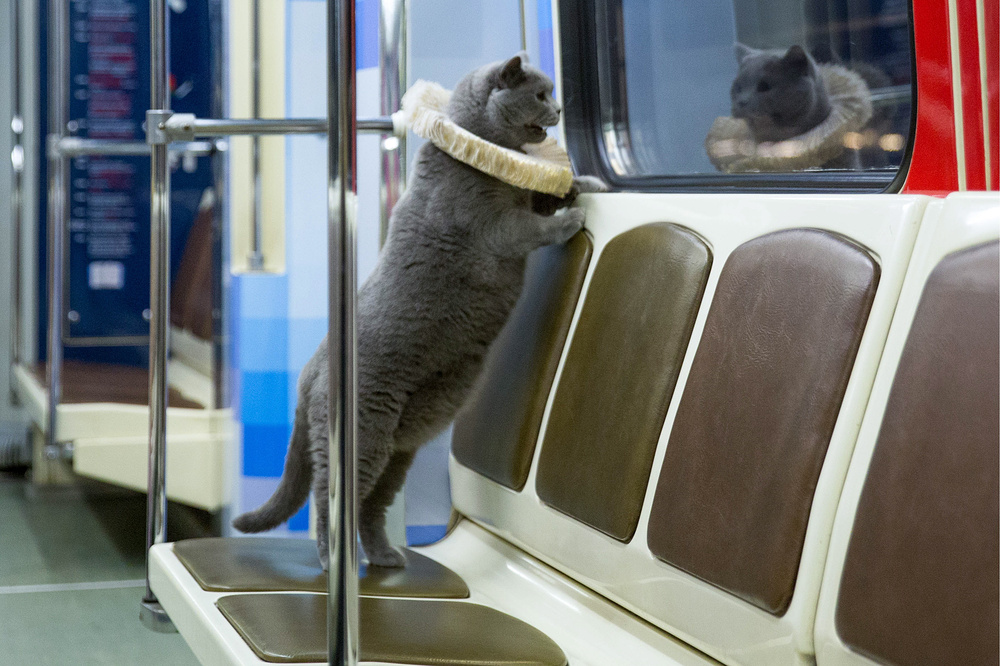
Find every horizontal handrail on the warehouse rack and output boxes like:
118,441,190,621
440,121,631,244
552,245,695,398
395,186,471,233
52,137,218,158
159,114,397,141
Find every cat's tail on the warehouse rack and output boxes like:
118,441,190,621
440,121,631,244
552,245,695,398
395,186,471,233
232,405,313,533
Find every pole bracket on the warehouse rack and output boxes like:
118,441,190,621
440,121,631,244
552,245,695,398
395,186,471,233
145,110,175,145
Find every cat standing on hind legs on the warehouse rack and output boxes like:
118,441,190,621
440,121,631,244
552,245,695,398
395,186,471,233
232,53,605,569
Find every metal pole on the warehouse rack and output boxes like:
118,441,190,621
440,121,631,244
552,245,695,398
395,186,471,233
160,116,393,139
141,0,176,633
45,0,69,451
209,0,228,412
518,0,527,53
327,0,359,662
248,0,264,270
10,0,24,398
53,137,216,157
379,0,407,246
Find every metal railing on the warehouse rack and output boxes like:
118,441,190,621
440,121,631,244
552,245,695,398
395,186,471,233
138,0,174,632
45,0,69,450
327,2,360,661
379,0,408,245
9,0,23,402
157,115,395,140
249,0,264,270
39,0,403,660
51,137,216,158
137,0,408,661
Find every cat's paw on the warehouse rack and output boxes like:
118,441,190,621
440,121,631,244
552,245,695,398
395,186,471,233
317,545,330,572
573,175,610,193
554,207,586,242
366,545,407,568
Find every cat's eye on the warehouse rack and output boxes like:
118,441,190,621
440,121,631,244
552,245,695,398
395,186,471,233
756,81,771,93
537,92,546,101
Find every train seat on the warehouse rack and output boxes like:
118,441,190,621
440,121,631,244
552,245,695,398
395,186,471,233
145,193,1000,666
27,360,203,409
172,537,469,599
445,193,924,666
11,190,230,510
813,193,999,666
216,594,567,665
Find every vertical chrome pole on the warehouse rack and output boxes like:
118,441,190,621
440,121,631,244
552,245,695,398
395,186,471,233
141,0,176,633
210,0,228,410
10,0,24,394
248,0,264,270
518,0,527,52
45,0,69,449
327,0,359,663
378,0,407,246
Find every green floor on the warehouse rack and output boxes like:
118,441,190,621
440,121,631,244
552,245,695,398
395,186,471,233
0,470,201,665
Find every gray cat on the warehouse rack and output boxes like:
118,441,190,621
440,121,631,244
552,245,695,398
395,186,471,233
730,44,832,143
233,54,604,568
730,43,869,169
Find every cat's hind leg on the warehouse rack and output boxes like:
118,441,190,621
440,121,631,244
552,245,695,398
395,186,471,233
359,449,416,568
313,419,400,570
309,418,333,571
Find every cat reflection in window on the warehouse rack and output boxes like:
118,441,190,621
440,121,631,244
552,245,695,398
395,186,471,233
705,44,877,173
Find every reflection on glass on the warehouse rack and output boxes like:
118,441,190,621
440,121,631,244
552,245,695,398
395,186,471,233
595,0,913,178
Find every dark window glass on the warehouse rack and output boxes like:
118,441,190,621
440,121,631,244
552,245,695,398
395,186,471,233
564,0,914,191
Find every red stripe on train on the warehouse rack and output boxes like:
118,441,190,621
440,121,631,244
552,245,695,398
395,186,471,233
903,0,961,194
984,0,999,190
958,0,986,190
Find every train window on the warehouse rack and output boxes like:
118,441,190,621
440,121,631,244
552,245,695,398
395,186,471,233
560,0,914,191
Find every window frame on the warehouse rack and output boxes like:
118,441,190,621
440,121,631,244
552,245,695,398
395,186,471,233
558,0,918,194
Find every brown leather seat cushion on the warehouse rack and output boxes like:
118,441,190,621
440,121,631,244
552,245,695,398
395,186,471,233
647,229,879,615
535,223,712,540
171,193,215,340
216,593,567,665
836,241,999,666
453,233,592,490
175,537,469,599
32,361,204,409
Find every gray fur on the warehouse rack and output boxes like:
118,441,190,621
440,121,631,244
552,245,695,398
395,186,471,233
730,44,833,143
233,54,594,568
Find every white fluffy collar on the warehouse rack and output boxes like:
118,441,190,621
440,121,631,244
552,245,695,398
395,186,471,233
393,80,574,196
705,64,873,173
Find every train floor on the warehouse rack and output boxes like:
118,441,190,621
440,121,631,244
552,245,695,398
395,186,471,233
0,468,204,665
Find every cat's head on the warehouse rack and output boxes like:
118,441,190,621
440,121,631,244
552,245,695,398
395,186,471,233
730,44,831,142
447,53,561,150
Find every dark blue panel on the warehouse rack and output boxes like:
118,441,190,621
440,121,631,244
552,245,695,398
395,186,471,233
243,423,292,477
288,500,310,531
39,0,217,355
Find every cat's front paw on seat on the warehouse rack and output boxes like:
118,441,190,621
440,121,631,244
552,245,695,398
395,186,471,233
559,207,586,239
366,545,407,568
539,207,586,247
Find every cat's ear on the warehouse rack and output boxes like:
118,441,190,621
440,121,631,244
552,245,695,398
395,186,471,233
734,42,757,63
498,55,527,89
781,45,813,77
515,50,530,64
